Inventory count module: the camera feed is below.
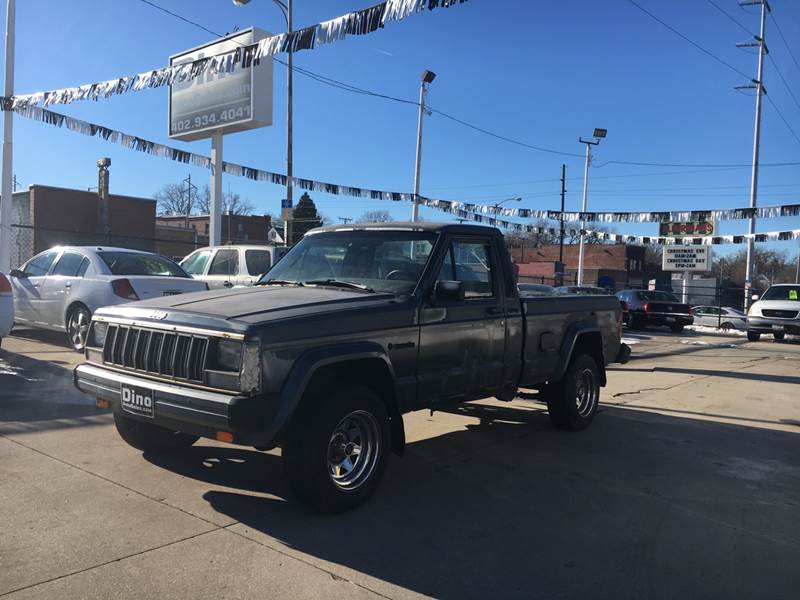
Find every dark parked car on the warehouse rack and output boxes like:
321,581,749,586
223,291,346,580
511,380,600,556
616,289,693,332
556,286,611,296
75,223,628,512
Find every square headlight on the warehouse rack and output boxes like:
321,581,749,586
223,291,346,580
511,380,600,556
91,322,109,347
217,339,243,371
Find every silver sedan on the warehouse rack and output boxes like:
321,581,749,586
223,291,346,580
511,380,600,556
691,306,747,331
9,246,207,351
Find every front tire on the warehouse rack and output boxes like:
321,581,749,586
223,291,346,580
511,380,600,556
670,324,684,333
114,411,198,454
747,330,761,342
546,354,601,432
283,385,390,513
66,305,91,352
773,331,785,341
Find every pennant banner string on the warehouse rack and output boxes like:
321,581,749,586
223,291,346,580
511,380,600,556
14,104,800,246
3,0,467,111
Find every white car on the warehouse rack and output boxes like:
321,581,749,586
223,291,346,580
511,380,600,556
0,272,13,347
9,246,208,351
691,306,747,331
180,245,289,289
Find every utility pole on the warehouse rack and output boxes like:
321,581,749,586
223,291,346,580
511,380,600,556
0,0,15,273
576,129,607,286
182,173,197,229
412,70,436,222
738,0,770,309
338,216,353,224
559,164,566,263
795,246,799,284
96,158,111,245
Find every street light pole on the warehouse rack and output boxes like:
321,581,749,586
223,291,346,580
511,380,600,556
412,70,435,222
576,130,606,286
0,0,15,273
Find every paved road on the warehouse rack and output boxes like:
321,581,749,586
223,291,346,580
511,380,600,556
1,326,799,599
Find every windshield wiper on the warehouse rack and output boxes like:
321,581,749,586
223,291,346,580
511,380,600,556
303,279,375,293
255,279,304,287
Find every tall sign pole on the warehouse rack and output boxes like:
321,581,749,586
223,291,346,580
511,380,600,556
209,131,223,246
412,70,435,222
0,0,15,272
740,0,770,309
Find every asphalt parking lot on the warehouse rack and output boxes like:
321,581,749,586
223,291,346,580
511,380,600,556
1,326,799,599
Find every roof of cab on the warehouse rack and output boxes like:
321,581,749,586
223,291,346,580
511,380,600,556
307,221,502,236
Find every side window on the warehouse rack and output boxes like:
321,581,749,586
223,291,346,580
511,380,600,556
182,250,212,275
208,249,239,276
23,251,58,277
436,240,495,299
245,250,272,276
52,252,85,277
76,257,90,278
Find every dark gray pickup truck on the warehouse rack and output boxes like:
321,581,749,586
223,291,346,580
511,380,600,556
75,223,628,512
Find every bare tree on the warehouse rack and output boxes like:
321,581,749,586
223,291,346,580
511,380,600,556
196,185,254,216
356,210,394,223
155,183,194,217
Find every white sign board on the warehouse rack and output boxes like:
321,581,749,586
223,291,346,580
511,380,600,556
662,246,712,272
169,28,273,141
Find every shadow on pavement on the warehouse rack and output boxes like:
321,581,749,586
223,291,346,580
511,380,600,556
8,326,72,348
613,365,800,386
140,403,800,599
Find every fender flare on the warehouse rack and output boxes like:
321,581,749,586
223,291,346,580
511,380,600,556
264,341,405,453
552,320,605,385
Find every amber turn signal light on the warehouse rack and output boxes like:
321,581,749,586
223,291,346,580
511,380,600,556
216,431,234,444
96,398,109,409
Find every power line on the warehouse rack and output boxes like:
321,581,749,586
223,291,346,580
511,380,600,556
769,10,800,73
135,0,220,38
706,0,755,36
765,93,800,147
767,54,800,112
626,0,751,80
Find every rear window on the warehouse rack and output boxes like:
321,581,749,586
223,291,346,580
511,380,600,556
762,286,800,302
245,250,271,276
638,290,680,302
99,252,188,277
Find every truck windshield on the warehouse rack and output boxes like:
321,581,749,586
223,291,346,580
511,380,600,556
260,230,437,294
762,285,800,301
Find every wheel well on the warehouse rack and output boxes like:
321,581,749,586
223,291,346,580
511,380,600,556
64,301,90,328
299,358,405,456
571,332,606,386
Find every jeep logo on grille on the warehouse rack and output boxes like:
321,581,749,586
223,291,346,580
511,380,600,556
149,310,169,320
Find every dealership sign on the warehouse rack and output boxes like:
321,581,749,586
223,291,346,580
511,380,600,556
169,28,273,141
662,246,712,272
658,221,714,238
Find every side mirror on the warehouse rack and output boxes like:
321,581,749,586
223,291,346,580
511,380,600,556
433,280,464,304
9,268,25,278
751,294,759,301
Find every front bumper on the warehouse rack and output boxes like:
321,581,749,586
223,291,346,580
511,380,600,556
746,317,800,335
73,363,278,446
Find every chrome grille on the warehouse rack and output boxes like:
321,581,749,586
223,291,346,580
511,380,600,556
762,309,799,319
102,324,209,383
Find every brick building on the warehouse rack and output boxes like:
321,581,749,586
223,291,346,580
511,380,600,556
10,185,156,267
512,243,646,289
155,214,273,252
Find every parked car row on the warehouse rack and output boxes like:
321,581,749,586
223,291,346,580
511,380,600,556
2,244,286,351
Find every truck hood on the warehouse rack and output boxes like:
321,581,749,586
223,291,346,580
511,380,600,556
94,284,402,329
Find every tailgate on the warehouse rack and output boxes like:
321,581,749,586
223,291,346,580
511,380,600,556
647,301,691,314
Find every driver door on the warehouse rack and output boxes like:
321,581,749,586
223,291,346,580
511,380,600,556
416,236,507,406
12,250,59,324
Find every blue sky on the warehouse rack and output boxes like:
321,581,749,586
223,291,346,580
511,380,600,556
5,0,800,258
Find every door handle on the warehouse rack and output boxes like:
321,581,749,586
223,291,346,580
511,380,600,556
223,281,233,288
486,306,504,316
64,282,71,288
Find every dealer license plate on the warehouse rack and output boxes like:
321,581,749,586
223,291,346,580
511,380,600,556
772,324,784,332
665,316,676,322
120,384,155,418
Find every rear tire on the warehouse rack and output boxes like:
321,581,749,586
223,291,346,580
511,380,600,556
546,354,601,432
670,324,684,333
720,322,734,332
630,314,645,330
747,330,761,342
773,332,785,341
283,385,390,513
113,411,198,454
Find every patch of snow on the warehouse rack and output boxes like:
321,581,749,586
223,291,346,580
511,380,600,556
686,325,747,337
621,337,640,345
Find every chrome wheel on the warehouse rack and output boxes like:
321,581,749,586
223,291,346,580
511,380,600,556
575,368,598,418
68,308,90,351
327,410,380,491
